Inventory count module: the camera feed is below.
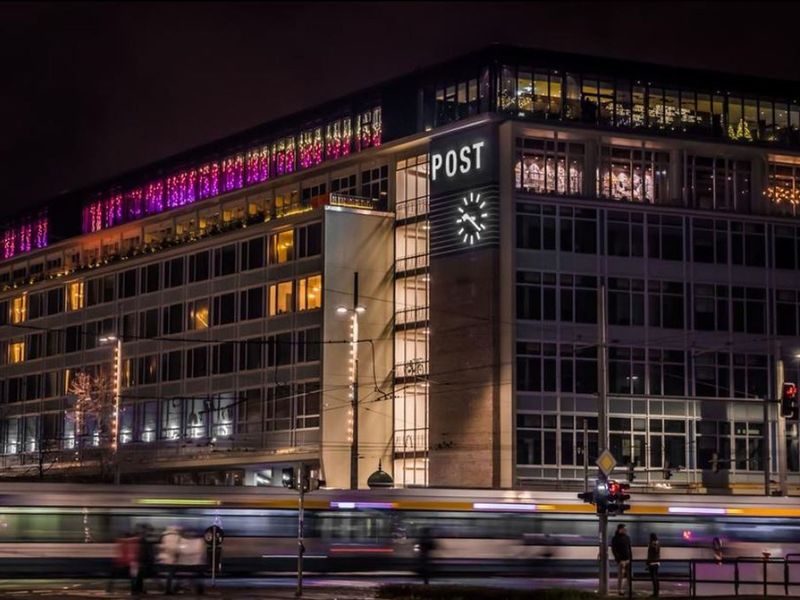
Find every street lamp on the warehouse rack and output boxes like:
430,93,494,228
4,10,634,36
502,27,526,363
337,272,365,490
99,333,123,484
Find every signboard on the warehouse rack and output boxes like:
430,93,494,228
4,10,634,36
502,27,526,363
596,449,617,476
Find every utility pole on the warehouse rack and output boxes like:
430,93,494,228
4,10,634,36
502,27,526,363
350,272,359,490
296,463,306,598
597,284,609,596
776,346,788,496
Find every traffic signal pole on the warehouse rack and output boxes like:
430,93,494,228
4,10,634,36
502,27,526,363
597,285,609,596
296,463,305,598
776,354,789,496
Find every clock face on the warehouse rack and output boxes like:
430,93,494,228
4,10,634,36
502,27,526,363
455,192,488,246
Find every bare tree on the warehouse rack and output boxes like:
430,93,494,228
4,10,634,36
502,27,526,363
67,371,117,481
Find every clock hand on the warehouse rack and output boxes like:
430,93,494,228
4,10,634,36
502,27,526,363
462,214,481,231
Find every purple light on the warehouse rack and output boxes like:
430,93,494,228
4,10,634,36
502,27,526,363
246,146,270,184
166,170,197,208
273,137,296,176
473,502,537,512
299,127,323,169
125,188,144,219
325,118,352,160
668,506,726,515
222,154,244,192
145,181,164,214
198,162,220,200
3,229,14,259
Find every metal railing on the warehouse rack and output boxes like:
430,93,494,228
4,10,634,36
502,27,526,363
683,555,800,597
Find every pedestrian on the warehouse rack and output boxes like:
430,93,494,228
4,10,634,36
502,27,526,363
158,526,182,595
611,523,632,596
646,533,661,598
123,531,141,595
713,536,723,564
417,527,435,585
180,530,207,595
135,524,156,595
107,532,131,592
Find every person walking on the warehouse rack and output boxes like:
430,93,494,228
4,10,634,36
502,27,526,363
417,527,435,585
158,526,182,595
611,523,632,596
107,532,131,593
646,533,661,598
134,524,156,595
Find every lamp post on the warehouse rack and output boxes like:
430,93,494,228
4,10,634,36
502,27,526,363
337,272,366,490
99,334,122,484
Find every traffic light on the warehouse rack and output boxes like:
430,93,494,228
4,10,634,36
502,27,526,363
607,480,631,515
282,467,296,489
627,462,636,482
594,474,610,514
577,490,595,504
781,382,799,420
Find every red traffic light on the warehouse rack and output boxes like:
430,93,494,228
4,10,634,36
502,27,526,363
784,382,798,399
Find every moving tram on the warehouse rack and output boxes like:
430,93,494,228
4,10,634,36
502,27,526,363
0,483,798,577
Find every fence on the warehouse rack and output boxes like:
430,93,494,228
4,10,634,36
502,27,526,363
680,554,800,597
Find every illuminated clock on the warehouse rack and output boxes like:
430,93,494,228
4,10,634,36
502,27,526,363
455,192,488,246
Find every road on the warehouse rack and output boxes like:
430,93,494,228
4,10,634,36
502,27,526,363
0,575,694,598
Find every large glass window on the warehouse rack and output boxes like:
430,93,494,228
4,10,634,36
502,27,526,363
516,204,556,250
514,138,584,195
687,155,750,211
297,275,322,311
597,147,669,203
269,230,294,264
10,294,26,323
8,340,24,364
187,298,210,330
66,281,84,311
268,281,294,316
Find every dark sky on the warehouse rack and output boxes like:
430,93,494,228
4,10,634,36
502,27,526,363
3,1,800,219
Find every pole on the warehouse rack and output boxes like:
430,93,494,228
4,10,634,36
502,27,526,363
598,284,609,596
113,337,122,485
763,396,771,496
211,530,217,588
583,418,589,493
296,463,306,598
350,272,360,490
776,352,788,496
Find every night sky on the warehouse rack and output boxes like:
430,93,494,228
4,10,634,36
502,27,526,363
3,1,800,220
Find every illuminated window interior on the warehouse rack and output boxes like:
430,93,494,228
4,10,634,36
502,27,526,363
270,230,294,263
269,281,294,316
10,294,27,323
189,299,210,330
67,281,84,311
298,275,322,311
8,340,25,364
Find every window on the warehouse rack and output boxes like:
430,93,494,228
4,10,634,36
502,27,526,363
767,161,800,217
237,388,262,434
26,333,42,361
516,204,556,250
608,347,646,394
46,288,63,316
65,325,82,353
516,342,557,391
240,338,264,371
301,182,326,205
514,138,584,195
597,147,669,203
560,274,597,324
118,269,137,298
731,222,765,267
212,342,236,374
331,173,357,195
693,284,729,331
777,289,799,335
295,382,320,429
269,230,294,264
648,349,685,395
297,223,322,258
141,263,160,294
559,207,597,253
687,155,750,211
139,308,159,339
361,165,389,205
607,278,644,326
516,271,556,321
606,211,644,257
164,257,184,288
298,275,322,311
240,287,264,321
188,250,210,282
187,298,210,330
214,244,237,277
269,281,294,316
265,385,292,431
692,219,728,264
733,354,768,398
8,340,24,364
732,286,766,334
137,355,159,385
646,214,683,261
187,346,209,378
161,351,183,382
648,281,684,329
694,352,731,397
67,281,84,311
10,294,27,323
162,303,184,335
240,237,265,271
296,328,321,363
213,293,236,326
774,225,798,270
560,344,597,394
28,292,43,320
267,332,293,367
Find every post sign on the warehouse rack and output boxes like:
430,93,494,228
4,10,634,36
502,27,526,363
429,124,499,256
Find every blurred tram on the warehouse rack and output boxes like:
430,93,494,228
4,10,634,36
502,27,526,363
0,483,799,577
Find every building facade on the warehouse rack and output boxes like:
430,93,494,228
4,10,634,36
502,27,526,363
1,46,800,492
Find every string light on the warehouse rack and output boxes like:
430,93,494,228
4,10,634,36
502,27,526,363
197,162,220,200
222,154,245,192
299,127,323,169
